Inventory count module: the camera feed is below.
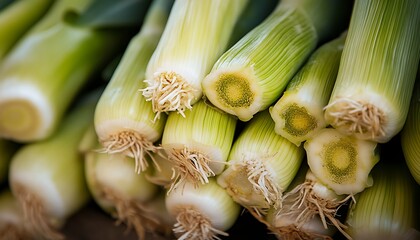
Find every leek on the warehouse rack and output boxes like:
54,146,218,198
269,33,346,146
8,89,100,239
217,110,305,215
324,0,420,143
145,149,175,188
94,0,172,174
401,78,420,185
0,0,148,142
0,189,31,240
141,0,248,118
165,178,240,240
161,100,237,191
202,0,352,121
0,0,53,60
345,160,418,239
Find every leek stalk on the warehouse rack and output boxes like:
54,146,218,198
202,0,352,121
161,100,237,191
0,0,146,142
0,0,53,60
94,0,172,173
141,0,248,118
165,178,240,240
270,33,346,146
401,78,420,184
324,0,420,143
8,89,101,240
217,110,305,215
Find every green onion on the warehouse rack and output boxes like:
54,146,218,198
0,0,144,142
145,149,175,188
94,0,172,173
8,89,100,240
345,160,418,239
0,0,53,60
0,189,31,239
161,99,237,191
217,109,305,215
165,178,240,240
324,0,420,143
202,0,351,121
401,78,420,184
269,33,346,146
141,0,248,118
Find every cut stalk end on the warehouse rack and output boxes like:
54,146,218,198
167,147,216,193
324,98,387,142
99,131,161,174
142,71,198,119
13,184,64,240
173,207,228,240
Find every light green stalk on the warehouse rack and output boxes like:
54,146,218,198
94,0,172,174
141,0,249,118
270,33,346,146
202,0,352,121
324,0,420,143
217,110,305,215
0,1,134,142
0,0,53,60
8,89,100,240
162,99,237,191
401,78,420,185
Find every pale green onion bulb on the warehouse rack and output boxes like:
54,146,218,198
162,99,237,191
94,0,171,174
217,110,304,215
165,178,240,240
142,0,248,118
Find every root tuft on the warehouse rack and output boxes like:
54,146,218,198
173,207,228,240
324,98,386,140
142,72,198,119
100,131,161,174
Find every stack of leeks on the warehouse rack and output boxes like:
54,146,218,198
0,0,419,240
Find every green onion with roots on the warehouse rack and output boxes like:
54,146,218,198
217,109,305,216
276,127,380,238
161,99,237,192
94,0,172,174
0,0,144,142
141,0,248,119
165,178,240,240
202,0,352,122
0,0,53,60
324,0,420,143
8,89,100,240
269,32,346,146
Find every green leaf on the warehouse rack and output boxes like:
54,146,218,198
70,0,152,29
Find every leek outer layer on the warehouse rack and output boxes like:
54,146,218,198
142,0,248,118
202,0,351,122
345,162,417,239
324,0,420,143
270,33,346,146
0,0,53,60
94,0,172,173
401,79,420,185
0,20,127,142
304,128,379,195
165,178,240,240
8,89,100,239
217,110,304,215
161,100,237,190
